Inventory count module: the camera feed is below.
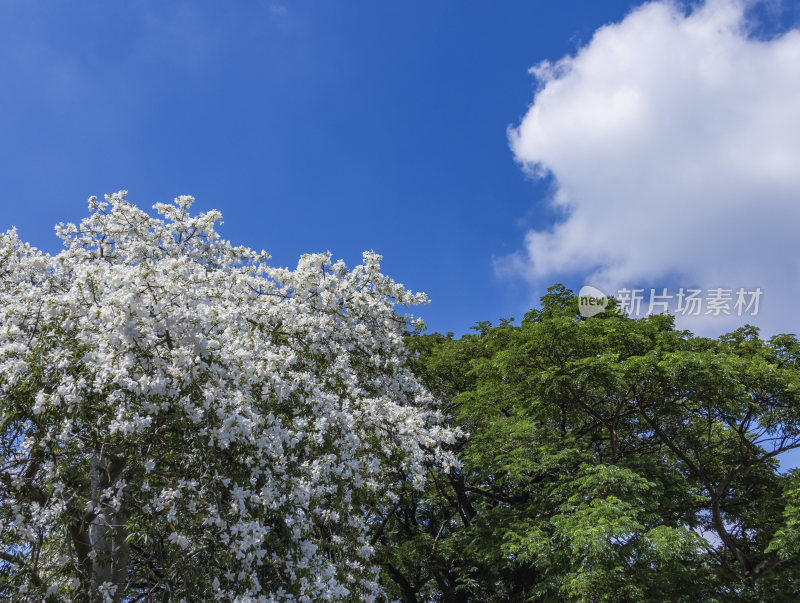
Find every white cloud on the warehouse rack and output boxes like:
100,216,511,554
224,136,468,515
503,0,800,335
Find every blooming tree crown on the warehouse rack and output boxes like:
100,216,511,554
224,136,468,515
0,193,458,601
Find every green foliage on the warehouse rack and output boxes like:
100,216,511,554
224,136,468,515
378,285,800,602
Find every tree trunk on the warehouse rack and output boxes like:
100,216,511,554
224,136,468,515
87,451,129,602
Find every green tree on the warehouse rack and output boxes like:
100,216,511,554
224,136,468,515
379,285,800,601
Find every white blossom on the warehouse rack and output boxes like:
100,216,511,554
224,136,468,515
0,193,458,601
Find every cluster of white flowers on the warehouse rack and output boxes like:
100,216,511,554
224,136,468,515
0,193,458,601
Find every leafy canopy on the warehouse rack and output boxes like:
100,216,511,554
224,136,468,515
378,286,800,602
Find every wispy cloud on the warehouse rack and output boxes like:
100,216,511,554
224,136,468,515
269,2,289,17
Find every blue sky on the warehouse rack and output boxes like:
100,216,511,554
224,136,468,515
2,0,799,339
0,0,654,334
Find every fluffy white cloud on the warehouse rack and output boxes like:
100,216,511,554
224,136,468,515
504,0,800,335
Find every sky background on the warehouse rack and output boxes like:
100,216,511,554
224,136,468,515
2,1,800,468
2,0,799,333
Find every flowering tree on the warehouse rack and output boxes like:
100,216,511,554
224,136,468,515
0,193,457,601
